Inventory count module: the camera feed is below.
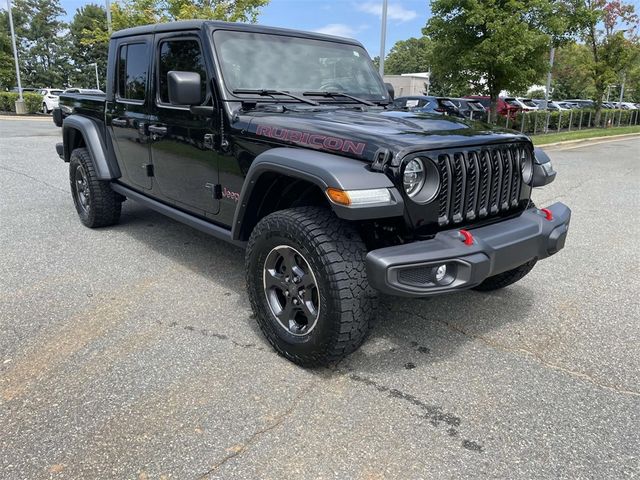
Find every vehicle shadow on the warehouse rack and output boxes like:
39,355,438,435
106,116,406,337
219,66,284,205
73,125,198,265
344,287,534,374
115,201,533,372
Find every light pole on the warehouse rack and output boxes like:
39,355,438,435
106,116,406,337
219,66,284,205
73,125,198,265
543,46,555,110
105,0,112,33
7,0,26,114
378,0,388,76
90,63,100,90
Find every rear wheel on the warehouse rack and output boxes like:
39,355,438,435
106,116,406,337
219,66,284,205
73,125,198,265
246,207,377,367
69,148,122,228
42,103,49,114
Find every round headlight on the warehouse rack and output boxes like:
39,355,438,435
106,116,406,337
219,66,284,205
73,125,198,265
402,157,440,203
403,159,425,197
521,149,533,184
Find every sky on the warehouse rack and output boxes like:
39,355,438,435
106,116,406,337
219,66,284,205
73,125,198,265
56,0,431,57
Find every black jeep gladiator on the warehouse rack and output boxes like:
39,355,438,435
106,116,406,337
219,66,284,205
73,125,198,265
53,20,570,366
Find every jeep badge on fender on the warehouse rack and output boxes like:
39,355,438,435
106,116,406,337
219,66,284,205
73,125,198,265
53,20,570,367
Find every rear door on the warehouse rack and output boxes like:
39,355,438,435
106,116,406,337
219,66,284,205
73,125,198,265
109,36,153,190
148,32,220,216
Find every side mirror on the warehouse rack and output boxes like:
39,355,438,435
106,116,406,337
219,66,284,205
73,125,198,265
168,71,202,106
385,82,395,101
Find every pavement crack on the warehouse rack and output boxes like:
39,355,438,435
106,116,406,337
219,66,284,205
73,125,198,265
389,307,640,398
344,371,483,452
0,164,69,194
199,382,315,478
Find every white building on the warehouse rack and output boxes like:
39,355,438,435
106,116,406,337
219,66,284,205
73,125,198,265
383,72,430,97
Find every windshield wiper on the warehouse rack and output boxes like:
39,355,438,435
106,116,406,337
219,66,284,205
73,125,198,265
303,91,375,106
232,89,319,106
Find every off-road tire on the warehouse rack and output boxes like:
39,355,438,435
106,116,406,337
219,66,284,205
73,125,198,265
69,148,122,228
472,258,537,292
246,206,377,367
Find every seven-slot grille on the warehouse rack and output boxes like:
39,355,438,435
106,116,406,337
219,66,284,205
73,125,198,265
430,143,530,226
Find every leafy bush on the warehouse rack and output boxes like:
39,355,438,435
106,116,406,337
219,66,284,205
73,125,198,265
505,108,640,133
0,91,44,114
0,92,19,112
23,92,43,113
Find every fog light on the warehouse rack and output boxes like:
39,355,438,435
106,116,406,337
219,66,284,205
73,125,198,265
435,264,447,282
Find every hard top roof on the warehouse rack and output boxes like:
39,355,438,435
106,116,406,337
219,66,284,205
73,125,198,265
111,20,363,47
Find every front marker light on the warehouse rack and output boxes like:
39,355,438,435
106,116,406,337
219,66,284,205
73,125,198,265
542,161,554,175
326,187,392,206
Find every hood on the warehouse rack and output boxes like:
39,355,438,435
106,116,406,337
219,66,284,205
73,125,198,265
233,107,530,163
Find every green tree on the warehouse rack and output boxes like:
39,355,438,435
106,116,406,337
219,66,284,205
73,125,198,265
68,4,109,88
11,0,69,87
571,0,639,120
552,42,596,99
384,37,431,75
381,36,470,96
424,0,565,117
82,0,270,42
0,11,16,89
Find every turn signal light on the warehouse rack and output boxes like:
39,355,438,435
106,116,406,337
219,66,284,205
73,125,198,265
326,188,351,206
326,188,392,206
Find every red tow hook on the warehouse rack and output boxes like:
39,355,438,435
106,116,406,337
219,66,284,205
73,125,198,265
540,208,553,221
458,229,474,246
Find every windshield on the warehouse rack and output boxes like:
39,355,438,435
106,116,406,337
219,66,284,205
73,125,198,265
213,30,388,102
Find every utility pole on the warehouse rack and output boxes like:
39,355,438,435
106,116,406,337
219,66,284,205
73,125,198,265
378,0,388,76
543,46,555,110
7,0,25,113
91,63,100,90
425,67,431,96
618,73,626,107
105,0,112,33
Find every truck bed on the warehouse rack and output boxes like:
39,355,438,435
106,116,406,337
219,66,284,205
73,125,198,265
59,93,105,123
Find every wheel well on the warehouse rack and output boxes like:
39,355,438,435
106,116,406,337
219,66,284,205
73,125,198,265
239,173,330,241
64,127,86,161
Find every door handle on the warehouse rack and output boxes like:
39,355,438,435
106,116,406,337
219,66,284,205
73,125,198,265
112,118,128,127
148,125,167,136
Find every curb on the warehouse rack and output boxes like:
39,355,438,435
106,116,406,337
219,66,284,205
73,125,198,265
0,114,52,122
539,132,640,150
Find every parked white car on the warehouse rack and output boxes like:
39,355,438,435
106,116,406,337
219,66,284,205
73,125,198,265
62,88,105,95
38,88,63,114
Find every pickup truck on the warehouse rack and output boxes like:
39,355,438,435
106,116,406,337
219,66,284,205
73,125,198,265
53,20,570,367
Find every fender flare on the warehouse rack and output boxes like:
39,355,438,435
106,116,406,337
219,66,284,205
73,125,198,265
231,147,404,240
62,115,120,180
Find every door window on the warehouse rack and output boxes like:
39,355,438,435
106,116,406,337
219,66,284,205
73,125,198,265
157,39,207,105
117,43,149,101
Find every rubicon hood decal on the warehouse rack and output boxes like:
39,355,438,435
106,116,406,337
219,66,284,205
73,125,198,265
255,124,366,155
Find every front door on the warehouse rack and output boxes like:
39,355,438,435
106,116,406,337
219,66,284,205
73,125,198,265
109,37,153,190
148,33,220,215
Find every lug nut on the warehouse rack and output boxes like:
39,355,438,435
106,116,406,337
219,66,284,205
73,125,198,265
285,276,290,283
293,276,300,283
284,291,289,297
293,298,299,305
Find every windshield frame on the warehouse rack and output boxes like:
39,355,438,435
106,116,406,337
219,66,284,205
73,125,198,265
209,27,389,106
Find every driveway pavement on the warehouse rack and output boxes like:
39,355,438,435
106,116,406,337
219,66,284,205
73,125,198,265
1,117,638,479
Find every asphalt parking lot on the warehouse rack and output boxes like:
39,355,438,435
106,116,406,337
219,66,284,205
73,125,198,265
1,116,639,479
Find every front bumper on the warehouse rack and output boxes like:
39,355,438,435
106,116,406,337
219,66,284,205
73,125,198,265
366,202,571,297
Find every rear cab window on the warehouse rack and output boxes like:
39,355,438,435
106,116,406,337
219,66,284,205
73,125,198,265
117,43,149,102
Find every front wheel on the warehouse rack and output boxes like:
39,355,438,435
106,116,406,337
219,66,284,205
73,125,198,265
246,207,377,367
